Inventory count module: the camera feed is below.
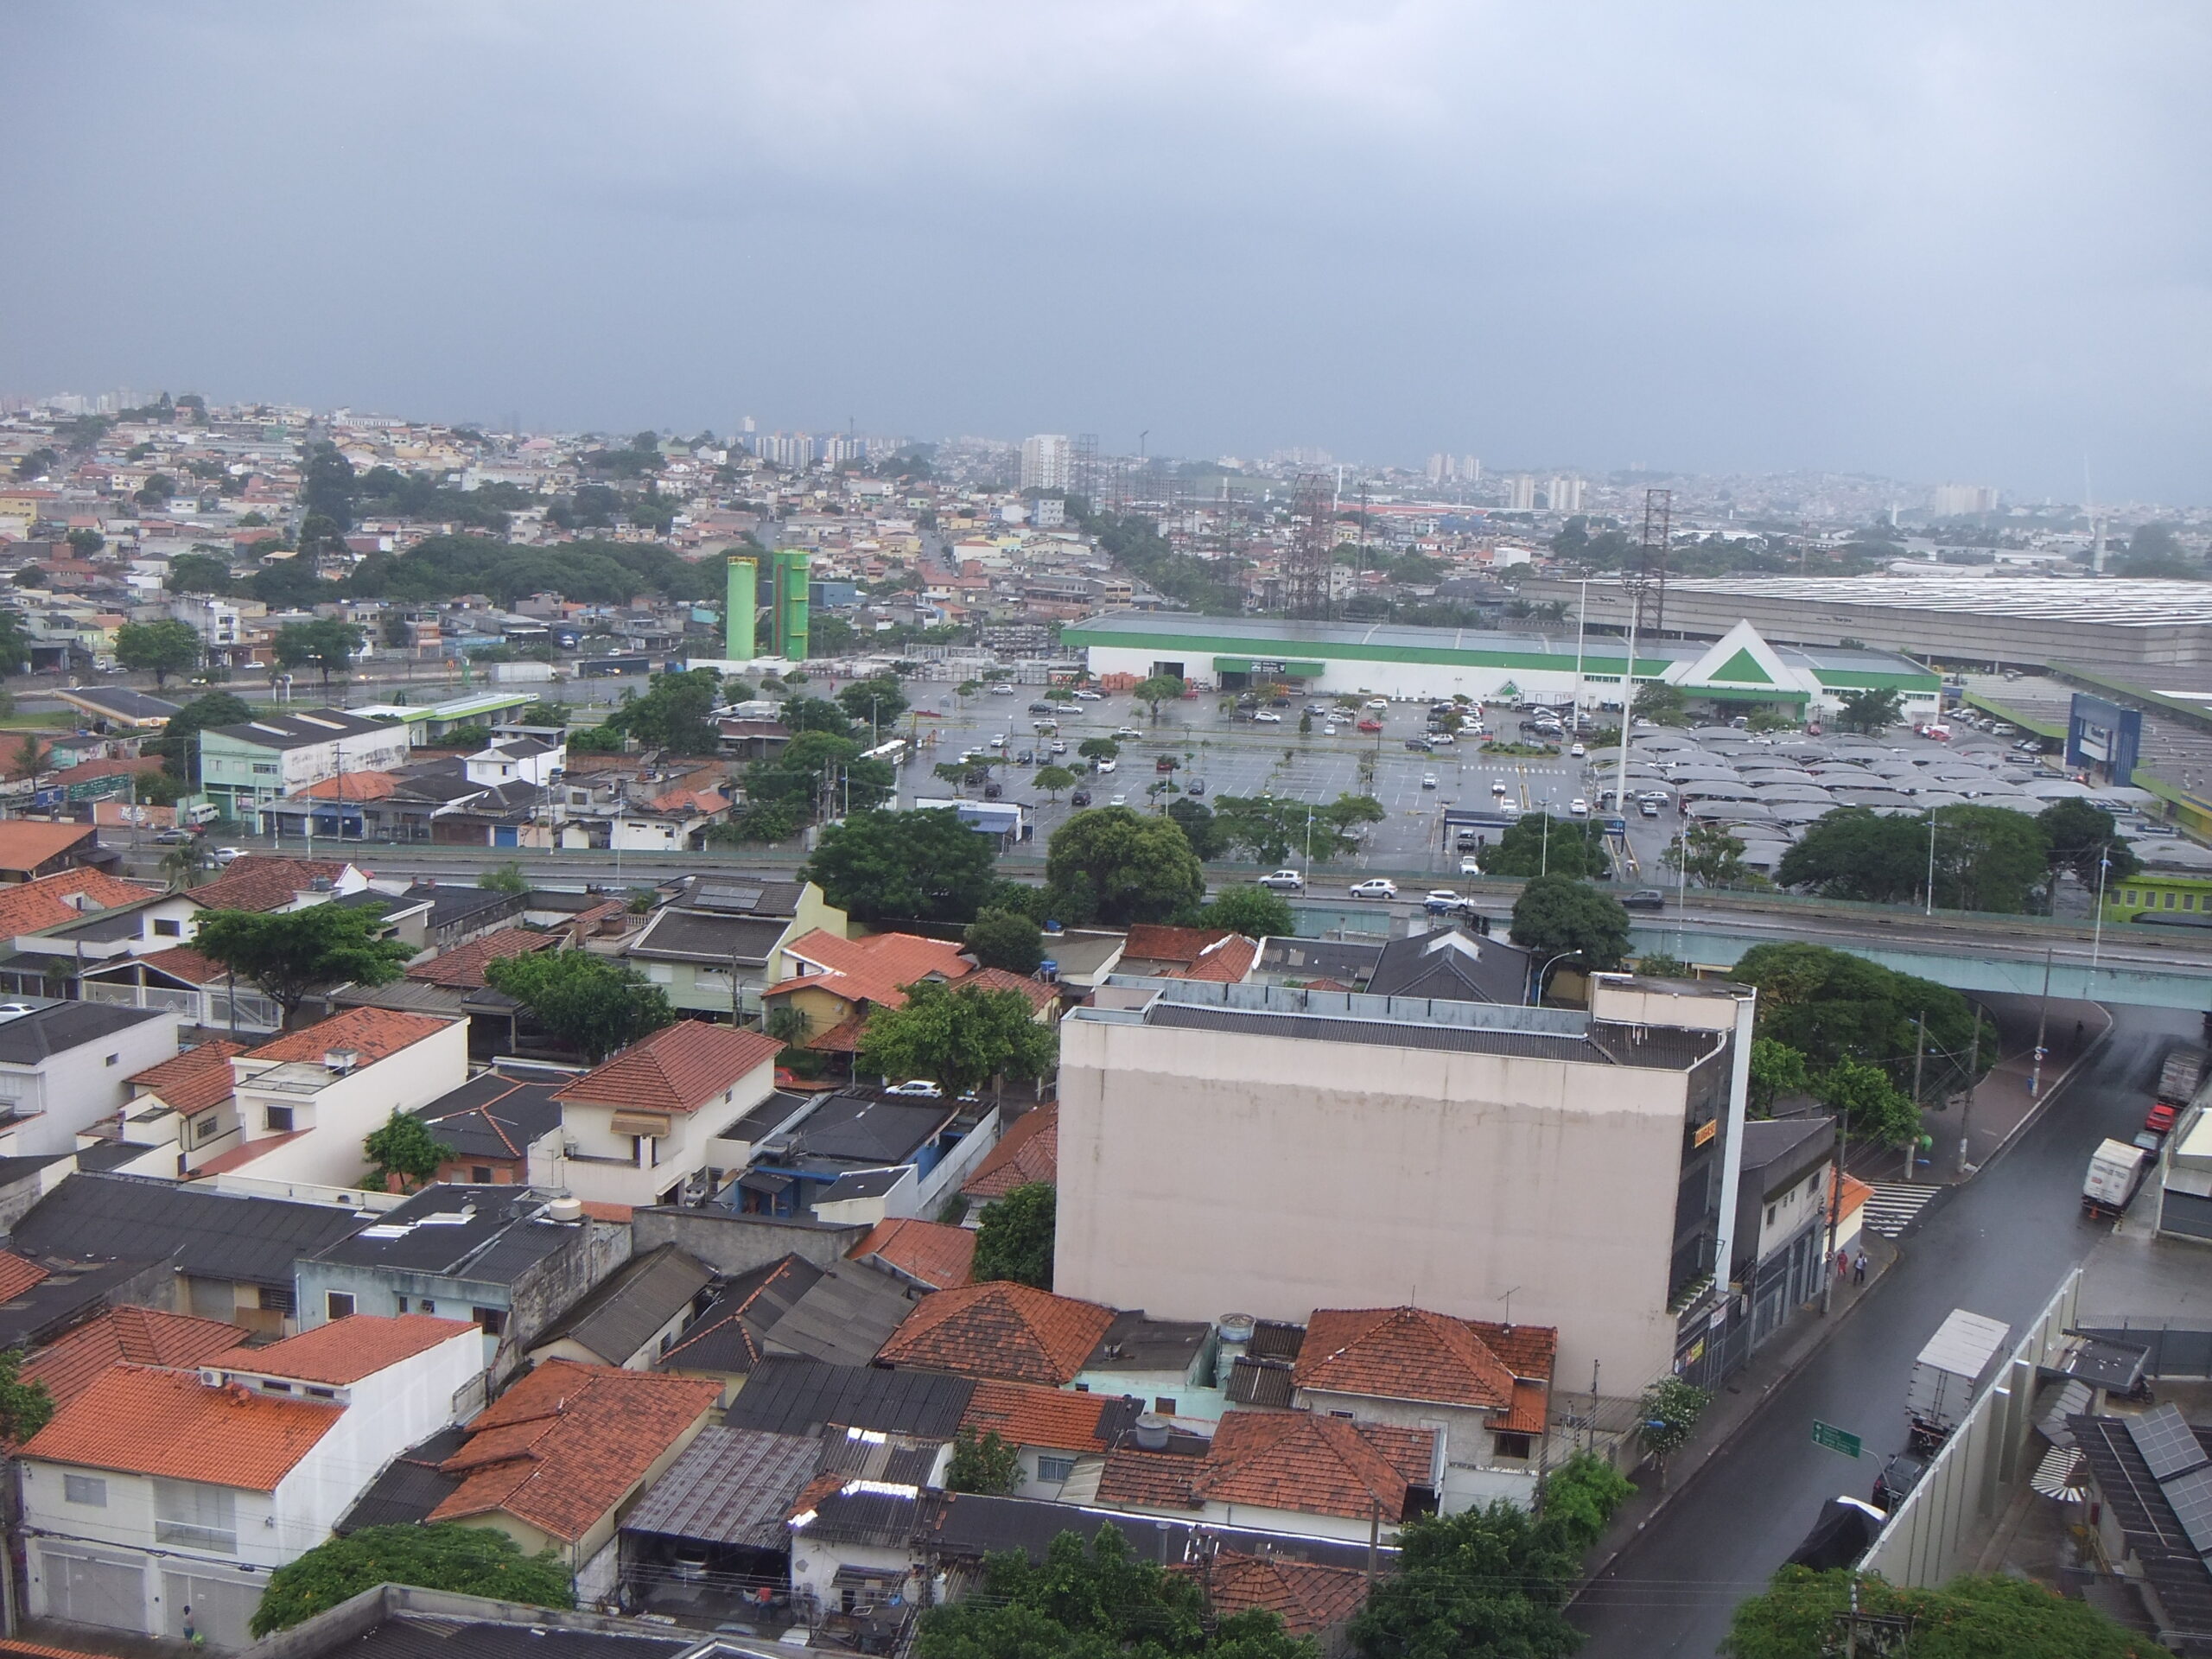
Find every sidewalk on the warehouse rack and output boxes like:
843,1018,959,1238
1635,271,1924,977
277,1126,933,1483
1576,1230,1901,1591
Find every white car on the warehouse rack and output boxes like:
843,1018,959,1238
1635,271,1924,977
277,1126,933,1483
1569,742,1586,757
1115,726,1144,739
1072,690,1104,701
884,1079,943,1097
1459,855,1483,876
1568,798,1590,817
1430,732,1453,746
1323,723,1338,735
1349,878,1398,899
1421,772,1439,790
1424,889,1466,912
213,846,245,865
1258,868,1306,892
1109,792,1127,806
989,683,1015,695
1367,698,1389,709
1491,779,1510,796
1048,740,1067,753
1095,758,1116,773
1253,710,1283,724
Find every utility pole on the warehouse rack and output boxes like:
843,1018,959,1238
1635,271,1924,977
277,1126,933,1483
2030,945,2053,1095
1957,1012,1982,1175
1907,1015,1926,1179
1822,1111,1851,1316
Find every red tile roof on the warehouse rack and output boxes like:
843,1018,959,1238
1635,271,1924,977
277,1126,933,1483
1296,1306,1520,1413
431,1358,719,1543
295,769,399,800
1178,1553,1370,1635
0,867,160,940
965,966,1061,1011
406,927,556,988
190,855,353,912
553,1020,780,1116
247,1006,455,1065
1094,1448,1199,1510
0,1251,48,1304
579,1200,634,1224
770,928,973,1011
1173,935,1258,983
127,1039,245,1116
0,822,95,877
1120,925,1232,967
213,1313,477,1385
20,1363,342,1491
961,1105,1057,1200
961,1379,1122,1454
1198,1411,1433,1520
875,1281,1116,1387
130,944,228,987
22,1307,247,1411
849,1218,975,1291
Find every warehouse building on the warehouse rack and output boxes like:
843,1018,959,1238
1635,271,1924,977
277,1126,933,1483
1063,612,1939,723
1517,575,2212,674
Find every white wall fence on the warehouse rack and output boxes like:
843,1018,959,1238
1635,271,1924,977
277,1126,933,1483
1862,1267,2082,1587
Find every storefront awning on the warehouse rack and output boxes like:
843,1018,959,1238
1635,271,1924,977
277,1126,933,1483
1213,658,1325,677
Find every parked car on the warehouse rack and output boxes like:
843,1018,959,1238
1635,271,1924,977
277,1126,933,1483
1109,792,1127,806
152,828,194,844
989,683,1015,695
1323,723,1337,735
988,734,1007,748
982,781,1003,800
1431,732,1453,746
1349,878,1398,899
1367,698,1389,709
1567,798,1590,817
1357,719,1382,734
885,1079,944,1096
1048,739,1067,754
2148,1103,2179,1135
1015,750,1034,766
1640,798,1661,817
1258,869,1306,892
1186,779,1206,796
1072,689,1103,701
1095,758,1116,772
1155,755,1177,772
1406,737,1431,752
1069,788,1092,806
1421,772,1439,789
1620,889,1668,912
1255,710,1283,724
1459,855,1483,876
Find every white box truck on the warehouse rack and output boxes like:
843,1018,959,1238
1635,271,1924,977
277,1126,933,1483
2082,1137,2151,1220
1905,1308,2011,1450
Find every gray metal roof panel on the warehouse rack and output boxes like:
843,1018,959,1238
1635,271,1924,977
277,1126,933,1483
10,1172,369,1288
622,1425,822,1548
532,1244,712,1364
720,1355,974,1440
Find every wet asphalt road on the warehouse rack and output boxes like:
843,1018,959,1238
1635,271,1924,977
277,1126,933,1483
1570,996,2197,1657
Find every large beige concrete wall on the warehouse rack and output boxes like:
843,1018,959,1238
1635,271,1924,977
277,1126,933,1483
1057,1017,1702,1395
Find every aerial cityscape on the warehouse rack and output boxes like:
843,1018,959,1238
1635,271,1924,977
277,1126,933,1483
0,6,2206,1659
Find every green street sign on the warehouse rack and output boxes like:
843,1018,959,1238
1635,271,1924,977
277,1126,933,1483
1812,1421,1862,1459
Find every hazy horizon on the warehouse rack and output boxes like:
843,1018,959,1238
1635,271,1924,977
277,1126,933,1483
4,2,2206,503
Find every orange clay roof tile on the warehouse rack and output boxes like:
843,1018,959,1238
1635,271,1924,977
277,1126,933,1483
552,1021,781,1116
1295,1306,1522,1412
1177,1552,1370,1635
211,1313,476,1385
0,868,160,940
961,1106,1057,1200
126,1040,246,1116
960,1379,1123,1454
769,929,973,1010
21,1307,246,1412
849,1217,975,1291
0,1251,48,1304
189,855,353,912
876,1281,1116,1387
246,1006,455,1065
1192,1411,1433,1520
405,928,556,988
20,1363,341,1491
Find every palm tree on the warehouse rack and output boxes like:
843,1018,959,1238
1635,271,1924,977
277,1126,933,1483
160,838,213,890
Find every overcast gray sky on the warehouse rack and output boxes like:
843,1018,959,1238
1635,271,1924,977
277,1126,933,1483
3,3,2205,501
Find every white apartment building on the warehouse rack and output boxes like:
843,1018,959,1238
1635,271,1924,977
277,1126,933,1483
1020,434,1072,494
18,1313,485,1649
550,1020,784,1208
0,1001,182,1158
1055,973,1757,1410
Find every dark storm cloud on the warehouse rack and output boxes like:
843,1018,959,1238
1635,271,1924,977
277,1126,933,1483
2,1,2206,499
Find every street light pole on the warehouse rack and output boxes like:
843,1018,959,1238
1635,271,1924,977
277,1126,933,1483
2029,945,2054,1096
1924,809,1937,917
1529,950,1580,1007
2089,843,2109,986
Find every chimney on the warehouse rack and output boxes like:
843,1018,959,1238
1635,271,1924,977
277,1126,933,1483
324,1048,359,1076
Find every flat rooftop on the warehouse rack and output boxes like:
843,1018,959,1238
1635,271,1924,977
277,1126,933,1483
1577,575,2212,631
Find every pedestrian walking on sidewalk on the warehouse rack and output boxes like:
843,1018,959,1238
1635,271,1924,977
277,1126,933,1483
1836,1248,1849,1281
1853,1249,1868,1285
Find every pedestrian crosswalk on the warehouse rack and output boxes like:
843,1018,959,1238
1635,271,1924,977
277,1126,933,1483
1861,1182,1943,1237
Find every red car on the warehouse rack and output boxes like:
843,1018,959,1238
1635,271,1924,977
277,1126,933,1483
2147,1103,2178,1135
1357,718,1383,734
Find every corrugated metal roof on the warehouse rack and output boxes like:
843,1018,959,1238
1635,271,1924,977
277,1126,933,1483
722,1356,974,1440
621,1425,820,1548
1147,1001,1598,1061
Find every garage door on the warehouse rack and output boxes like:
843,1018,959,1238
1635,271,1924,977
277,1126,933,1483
163,1567,262,1651
40,1545,144,1632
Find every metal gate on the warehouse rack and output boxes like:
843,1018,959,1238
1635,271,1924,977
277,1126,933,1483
39,1544,145,1632
163,1567,261,1650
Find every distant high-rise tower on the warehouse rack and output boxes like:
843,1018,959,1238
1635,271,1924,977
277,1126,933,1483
1507,474,1537,512
1020,434,1073,493
1930,483,1998,517
1546,475,1585,513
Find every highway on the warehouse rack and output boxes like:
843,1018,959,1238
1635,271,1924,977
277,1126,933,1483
1570,996,2191,1657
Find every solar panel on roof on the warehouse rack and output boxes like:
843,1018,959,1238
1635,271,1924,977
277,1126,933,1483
2162,1465,2212,1559
2126,1404,2209,1482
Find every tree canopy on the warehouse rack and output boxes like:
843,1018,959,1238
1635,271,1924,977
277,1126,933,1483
251,1524,574,1637
112,619,202,687
1833,687,1903,733
856,980,1057,1097
1719,1567,2146,1659
1777,805,2052,913
1731,942,1985,1090
2037,798,2139,889
604,668,726,754
1510,876,1631,981
483,949,677,1061
363,1109,454,1192
963,908,1046,975
970,1180,1056,1289
1046,807,1206,925
159,690,256,781
836,677,909,731
273,618,366,689
804,808,998,925
1201,883,1295,940
193,906,415,1027
1481,813,1612,880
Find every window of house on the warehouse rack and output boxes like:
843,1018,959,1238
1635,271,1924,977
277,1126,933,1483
1805,1173,1820,1199
153,1478,237,1553
1037,1454,1077,1484
1765,1203,1777,1225
1492,1433,1535,1460
473,1306,506,1336
419,1300,435,1314
263,1380,292,1393
264,1105,294,1133
1154,1397,1178,1416
2168,891,2179,908
1329,1409,1355,1420
258,1287,293,1314
307,1386,335,1400
395,1297,409,1313
154,918,182,938
104,1052,119,1067
63,1474,106,1507
472,1166,494,1183
327,1292,355,1320
190,1112,220,1147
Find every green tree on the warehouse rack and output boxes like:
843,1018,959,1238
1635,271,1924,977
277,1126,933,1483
1632,681,1691,726
1134,674,1185,720
273,617,365,690
970,1180,1056,1289
483,950,675,1062
1510,875,1631,982
0,1346,54,1443
1202,883,1295,939
1833,686,1903,734
944,1427,1025,1495
1932,804,2051,913
1748,1038,1812,1116
781,695,857,739
963,908,1045,975
2113,522,2198,580
159,836,216,891
918,1522,1308,1659
476,861,528,893
1816,1056,1922,1147
607,668,727,754
251,1523,574,1637
509,700,573,730
1351,1500,1583,1659
1664,821,1750,888
835,677,908,733
1033,763,1077,802
1635,950,1690,977
932,760,972,797
1046,807,1205,925
167,551,232,594
363,1109,454,1192
1732,942,1981,1081
1212,795,1330,865
65,526,105,556
2037,798,2139,890
1166,796,1228,860
1720,1567,2145,1659
735,730,893,828
1638,1376,1711,1482
0,612,27,675
1776,807,1926,902
193,906,416,1028
1482,813,1611,879
805,807,998,924
1539,1452,1635,1551
856,981,1057,1097
1077,736,1121,766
